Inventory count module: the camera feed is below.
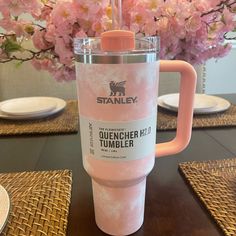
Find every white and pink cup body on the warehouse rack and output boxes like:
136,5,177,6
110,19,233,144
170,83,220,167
74,35,196,236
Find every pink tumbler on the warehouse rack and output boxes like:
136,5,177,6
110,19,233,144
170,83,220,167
74,30,196,236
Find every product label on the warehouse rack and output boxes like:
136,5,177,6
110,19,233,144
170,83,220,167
80,113,157,161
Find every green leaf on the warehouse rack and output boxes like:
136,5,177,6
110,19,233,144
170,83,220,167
15,61,23,68
1,39,22,54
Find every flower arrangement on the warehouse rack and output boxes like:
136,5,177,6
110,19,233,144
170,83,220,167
0,0,236,81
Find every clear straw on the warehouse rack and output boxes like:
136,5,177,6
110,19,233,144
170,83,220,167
111,0,122,30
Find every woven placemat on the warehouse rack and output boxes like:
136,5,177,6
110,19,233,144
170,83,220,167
157,105,236,130
179,158,236,236
0,100,79,136
0,169,72,236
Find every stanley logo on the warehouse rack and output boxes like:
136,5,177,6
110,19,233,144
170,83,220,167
109,81,126,96
97,81,138,104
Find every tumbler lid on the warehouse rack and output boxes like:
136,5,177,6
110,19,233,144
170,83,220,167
74,34,159,64
101,30,135,52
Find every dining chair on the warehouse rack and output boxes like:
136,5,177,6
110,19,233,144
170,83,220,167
0,61,77,101
159,64,205,95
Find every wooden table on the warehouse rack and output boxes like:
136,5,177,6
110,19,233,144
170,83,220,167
1,94,236,236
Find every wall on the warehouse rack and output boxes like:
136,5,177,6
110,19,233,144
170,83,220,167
204,40,236,94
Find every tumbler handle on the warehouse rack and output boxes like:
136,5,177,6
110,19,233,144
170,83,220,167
156,60,197,157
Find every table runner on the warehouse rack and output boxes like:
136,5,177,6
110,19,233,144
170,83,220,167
179,158,236,236
0,169,72,236
157,105,236,130
0,100,79,136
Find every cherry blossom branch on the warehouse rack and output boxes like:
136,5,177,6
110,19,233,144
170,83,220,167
216,0,231,7
33,23,45,30
43,0,56,8
0,33,16,37
0,47,54,63
0,55,35,63
201,0,236,17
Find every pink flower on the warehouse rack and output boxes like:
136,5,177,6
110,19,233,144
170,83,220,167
73,0,109,21
44,24,56,44
193,0,212,12
0,0,43,17
0,18,33,37
32,29,52,50
185,13,202,33
37,5,53,21
31,58,55,71
75,29,87,38
0,0,236,81
54,37,73,66
52,66,75,82
51,1,78,26
222,7,235,30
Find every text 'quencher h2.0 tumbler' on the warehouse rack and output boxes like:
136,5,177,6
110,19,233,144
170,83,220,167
74,30,197,236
